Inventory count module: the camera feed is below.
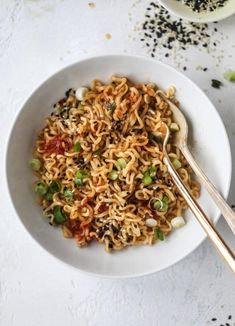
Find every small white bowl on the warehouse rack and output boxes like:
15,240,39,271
158,0,235,23
6,54,232,278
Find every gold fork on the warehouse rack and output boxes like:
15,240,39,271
161,122,235,273
158,90,235,235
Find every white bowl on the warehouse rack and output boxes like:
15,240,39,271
6,54,232,278
158,0,235,23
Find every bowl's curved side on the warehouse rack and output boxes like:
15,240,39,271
5,54,232,278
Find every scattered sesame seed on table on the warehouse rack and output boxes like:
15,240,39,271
140,2,219,61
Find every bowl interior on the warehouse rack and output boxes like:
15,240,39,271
6,55,231,277
158,0,235,23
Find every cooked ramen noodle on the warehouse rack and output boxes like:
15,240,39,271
30,76,200,252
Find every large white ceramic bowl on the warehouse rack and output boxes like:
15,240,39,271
6,54,232,278
158,0,235,23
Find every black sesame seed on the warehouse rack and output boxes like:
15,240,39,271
212,318,217,321
140,2,219,57
228,315,232,320
65,88,72,97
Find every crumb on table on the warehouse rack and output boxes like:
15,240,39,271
88,2,95,8
105,33,112,40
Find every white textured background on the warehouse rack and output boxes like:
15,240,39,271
0,1,235,325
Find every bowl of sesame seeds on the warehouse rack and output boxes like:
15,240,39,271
158,0,235,23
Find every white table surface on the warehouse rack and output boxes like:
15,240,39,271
0,1,235,325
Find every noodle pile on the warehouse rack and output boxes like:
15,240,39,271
31,76,200,252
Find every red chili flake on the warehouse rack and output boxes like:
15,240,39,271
65,219,81,234
151,210,159,218
97,203,108,213
140,200,149,209
44,136,64,154
44,136,71,155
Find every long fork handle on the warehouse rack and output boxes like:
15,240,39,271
181,145,235,235
164,156,235,274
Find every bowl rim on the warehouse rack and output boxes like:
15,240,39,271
158,0,235,23
5,53,232,278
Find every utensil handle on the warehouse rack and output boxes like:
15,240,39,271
164,157,235,274
181,145,235,235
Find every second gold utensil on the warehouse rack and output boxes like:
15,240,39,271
162,122,235,273
158,90,235,235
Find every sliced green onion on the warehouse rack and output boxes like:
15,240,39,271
153,199,163,210
49,180,61,193
76,87,88,101
108,170,118,180
74,170,88,186
145,218,157,228
46,192,53,201
143,175,152,186
171,216,186,228
211,79,223,89
160,201,168,212
162,195,170,204
74,142,81,152
35,182,48,196
143,166,156,184
117,158,127,169
143,170,149,177
153,199,168,212
149,166,157,177
170,122,180,132
172,158,182,170
224,69,235,83
93,148,102,156
144,166,156,177
154,228,165,241
74,178,83,186
53,205,67,224
64,189,74,203
29,158,41,171
44,180,60,201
